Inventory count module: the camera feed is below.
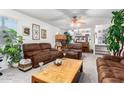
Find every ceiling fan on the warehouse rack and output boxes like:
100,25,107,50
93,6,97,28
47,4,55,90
70,16,86,28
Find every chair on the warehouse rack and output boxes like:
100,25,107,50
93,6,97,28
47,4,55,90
63,43,82,59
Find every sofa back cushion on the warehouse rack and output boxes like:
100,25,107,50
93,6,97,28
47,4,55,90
103,55,124,62
23,43,41,52
67,43,82,49
40,43,51,50
24,50,41,58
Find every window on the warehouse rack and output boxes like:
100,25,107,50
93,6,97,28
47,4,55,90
0,16,17,46
0,16,17,30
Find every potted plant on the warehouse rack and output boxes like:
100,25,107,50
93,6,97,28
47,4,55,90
64,31,72,44
0,29,23,67
106,9,124,56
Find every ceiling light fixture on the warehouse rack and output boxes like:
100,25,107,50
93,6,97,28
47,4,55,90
70,16,80,29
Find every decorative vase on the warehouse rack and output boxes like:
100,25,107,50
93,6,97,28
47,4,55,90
54,59,62,66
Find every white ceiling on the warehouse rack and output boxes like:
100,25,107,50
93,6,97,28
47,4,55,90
15,9,118,30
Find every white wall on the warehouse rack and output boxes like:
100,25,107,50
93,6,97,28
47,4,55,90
0,9,62,47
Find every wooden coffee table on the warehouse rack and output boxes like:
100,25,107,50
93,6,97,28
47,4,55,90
32,58,83,83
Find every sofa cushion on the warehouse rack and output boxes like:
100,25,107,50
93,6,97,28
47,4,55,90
70,49,82,53
40,43,51,50
99,71,115,82
112,69,124,80
51,51,60,57
33,53,51,63
120,59,124,65
98,66,111,72
97,59,124,69
65,51,79,59
41,49,50,53
103,55,124,62
67,43,82,49
50,48,58,51
106,60,124,69
23,43,41,52
50,52,58,59
96,58,108,67
25,51,41,57
102,78,121,83
110,67,124,71
98,66,113,76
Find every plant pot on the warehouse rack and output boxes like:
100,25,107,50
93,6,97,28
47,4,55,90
2,55,10,69
11,62,19,68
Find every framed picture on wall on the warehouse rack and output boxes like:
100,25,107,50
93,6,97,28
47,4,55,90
23,27,30,36
32,24,40,40
41,29,47,39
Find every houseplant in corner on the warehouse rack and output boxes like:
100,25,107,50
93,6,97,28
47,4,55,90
0,29,23,67
106,9,124,56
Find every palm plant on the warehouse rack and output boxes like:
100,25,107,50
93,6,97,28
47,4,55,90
0,29,23,65
106,9,124,56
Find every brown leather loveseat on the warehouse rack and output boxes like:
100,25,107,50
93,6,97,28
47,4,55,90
96,55,124,83
64,43,82,59
23,43,63,68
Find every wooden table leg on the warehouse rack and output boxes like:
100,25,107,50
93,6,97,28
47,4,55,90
0,72,3,76
80,63,83,72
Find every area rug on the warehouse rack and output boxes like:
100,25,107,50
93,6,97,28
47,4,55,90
0,53,100,83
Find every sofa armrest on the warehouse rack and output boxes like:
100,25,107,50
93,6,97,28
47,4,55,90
103,55,124,62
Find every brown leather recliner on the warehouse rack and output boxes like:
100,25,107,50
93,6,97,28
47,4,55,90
23,43,63,68
64,43,82,59
96,55,124,83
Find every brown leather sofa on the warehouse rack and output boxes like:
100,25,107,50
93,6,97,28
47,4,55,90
64,43,82,59
96,55,124,83
23,43,63,68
